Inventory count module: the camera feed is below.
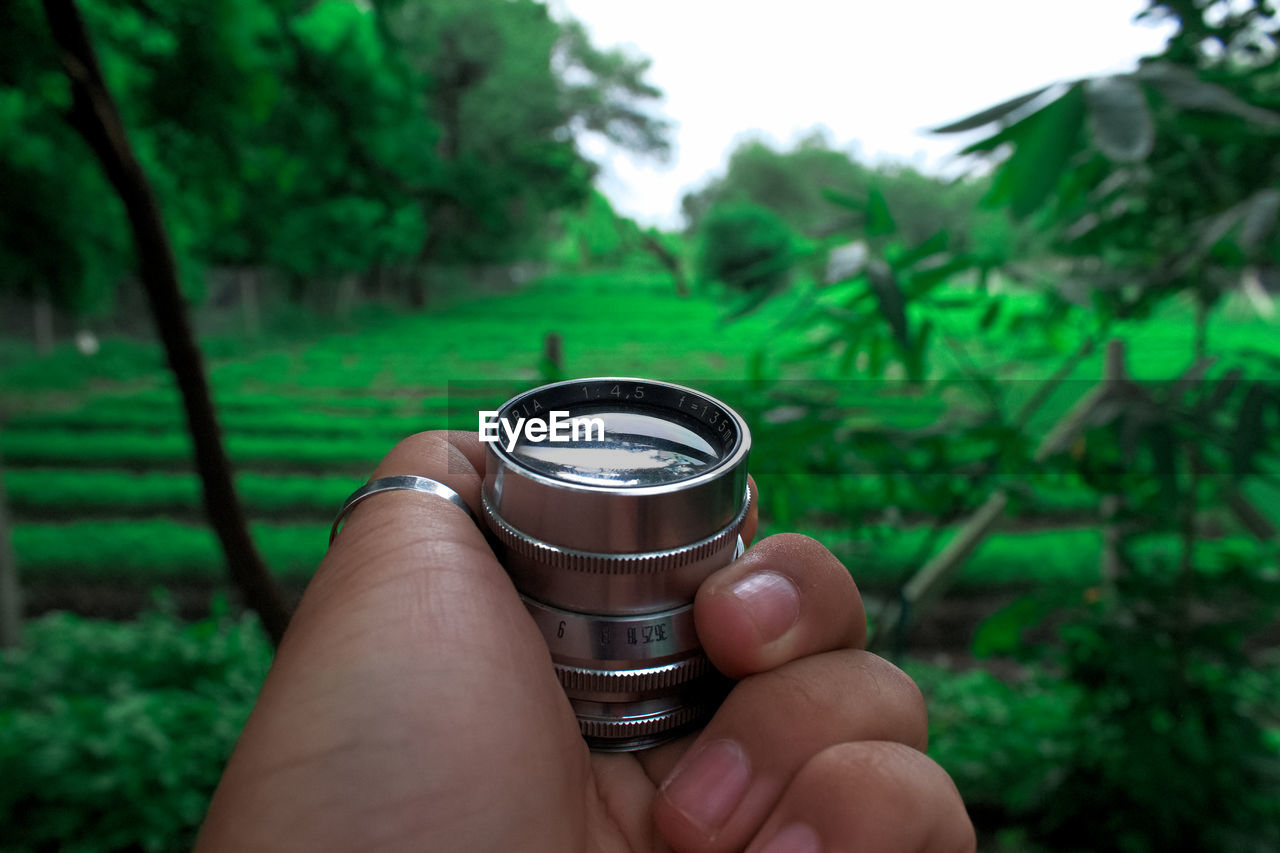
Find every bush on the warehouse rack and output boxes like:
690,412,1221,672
13,520,326,583
695,202,798,293
0,600,271,852
971,539,1280,852
1032,548,1280,853
907,663,1079,818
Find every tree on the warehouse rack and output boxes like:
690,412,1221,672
39,0,292,645
682,131,1018,254
1,0,675,642
695,202,800,293
932,0,1280,346
375,0,671,282
682,132,873,237
2,0,674,321
554,18,673,159
911,5,1280,847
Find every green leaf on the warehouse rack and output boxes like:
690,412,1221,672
1147,422,1179,500
979,299,1002,330
972,596,1046,657
1136,62,1280,127
931,85,1053,133
959,124,1016,156
890,230,950,271
867,186,896,237
1232,382,1267,477
1085,75,1154,163
985,84,1087,219
908,255,974,298
866,259,909,349
1240,190,1280,251
821,188,864,211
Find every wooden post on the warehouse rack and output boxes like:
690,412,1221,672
1099,340,1128,590
867,338,1130,651
542,332,564,379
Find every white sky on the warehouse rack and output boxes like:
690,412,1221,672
547,0,1177,229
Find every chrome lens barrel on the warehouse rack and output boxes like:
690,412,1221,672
482,378,751,750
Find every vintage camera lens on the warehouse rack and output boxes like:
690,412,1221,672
482,378,751,751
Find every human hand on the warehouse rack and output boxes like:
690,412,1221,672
196,431,974,852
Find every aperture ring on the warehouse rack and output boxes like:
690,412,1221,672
555,656,713,696
483,487,750,575
575,704,712,743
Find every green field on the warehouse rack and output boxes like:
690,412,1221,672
4,270,1280,853
3,270,1278,604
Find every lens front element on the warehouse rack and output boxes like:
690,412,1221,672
482,378,751,750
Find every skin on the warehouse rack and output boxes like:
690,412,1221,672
196,431,976,853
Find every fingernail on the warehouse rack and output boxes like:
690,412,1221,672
661,739,751,833
731,571,801,644
758,822,822,853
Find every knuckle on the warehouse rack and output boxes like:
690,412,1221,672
391,430,453,459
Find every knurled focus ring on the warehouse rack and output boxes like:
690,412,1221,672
481,487,750,575
555,655,712,695
575,704,713,742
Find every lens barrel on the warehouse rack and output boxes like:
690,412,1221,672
482,378,751,750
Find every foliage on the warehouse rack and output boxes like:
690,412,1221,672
907,662,1080,819
682,132,870,237
0,428,396,471
0,601,271,852
934,3,1280,328
681,131,1025,255
4,470,356,519
13,519,324,583
0,0,672,321
721,4,1280,848
548,190,657,270
695,202,800,295
975,541,1280,852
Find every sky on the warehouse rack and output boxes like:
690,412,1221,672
546,0,1178,229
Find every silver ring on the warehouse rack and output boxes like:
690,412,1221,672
329,475,479,546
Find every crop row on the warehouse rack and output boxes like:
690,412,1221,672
0,429,411,472
4,469,358,518
3,407,460,440
6,382,957,437
3,466,1107,525
14,520,325,583
11,518,1168,592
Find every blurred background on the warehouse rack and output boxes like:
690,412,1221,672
1,0,1279,850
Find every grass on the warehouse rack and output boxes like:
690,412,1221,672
0,429,399,472
5,469,358,519
15,514,1260,597
2,269,1277,594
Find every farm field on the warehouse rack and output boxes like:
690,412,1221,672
3,270,1277,629
4,269,1279,853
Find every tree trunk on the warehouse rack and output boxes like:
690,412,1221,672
42,0,291,646
640,231,689,297
0,449,22,649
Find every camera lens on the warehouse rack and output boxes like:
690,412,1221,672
482,378,751,751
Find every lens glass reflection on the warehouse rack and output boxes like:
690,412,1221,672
510,409,721,487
